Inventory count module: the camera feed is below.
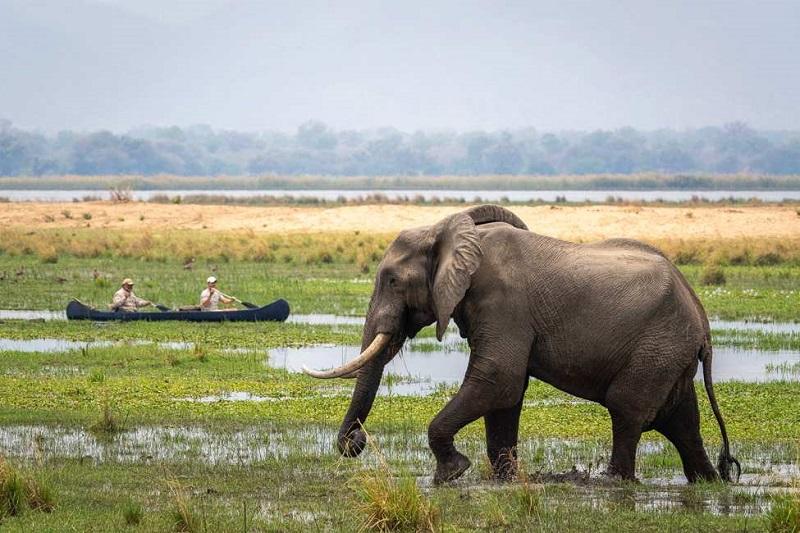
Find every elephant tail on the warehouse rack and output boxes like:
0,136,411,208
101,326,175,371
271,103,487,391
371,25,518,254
700,342,741,482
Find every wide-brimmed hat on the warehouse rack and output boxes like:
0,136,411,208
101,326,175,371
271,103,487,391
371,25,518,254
206,276,217,284
122,278,134,286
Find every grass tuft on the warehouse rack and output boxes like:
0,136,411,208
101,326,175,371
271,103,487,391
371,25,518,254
25,475,56,513
0,461,26,517
700,264,727,286
353,472,438,532
514,483,543,519
767,492,800,532
167,478,199,532
0,458,56,519
351,431,439,532
122,498,143,526
90,402,123,436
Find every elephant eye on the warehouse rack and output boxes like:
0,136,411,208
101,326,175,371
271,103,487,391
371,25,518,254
388,276,398,288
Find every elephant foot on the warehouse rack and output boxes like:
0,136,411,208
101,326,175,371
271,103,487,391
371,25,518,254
604,466,639,483
491,453,518,482
433,452,471,485
338,428,367,457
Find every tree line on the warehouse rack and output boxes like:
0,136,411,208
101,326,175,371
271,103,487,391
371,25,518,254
1,119,799,176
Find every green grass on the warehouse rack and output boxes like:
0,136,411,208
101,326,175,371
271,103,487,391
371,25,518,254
2,257,800,321
0,339,797,441
768,492,800,533
0,255,798,529
0,451,780,531
0,256,373,315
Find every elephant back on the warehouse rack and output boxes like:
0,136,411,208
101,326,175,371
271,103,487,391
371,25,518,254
464,204,528,231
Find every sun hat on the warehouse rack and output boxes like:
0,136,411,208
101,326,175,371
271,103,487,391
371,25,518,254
122,278,134,286
206,276,217,284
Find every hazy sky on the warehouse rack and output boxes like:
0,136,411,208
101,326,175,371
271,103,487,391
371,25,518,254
1,0,799,132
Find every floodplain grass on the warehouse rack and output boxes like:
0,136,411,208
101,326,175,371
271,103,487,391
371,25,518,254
0,426,789,531
122,498,143,526
4,226,800,268
0,224,798,529
1,256,800,321
768,492,800,532
0,339,798,441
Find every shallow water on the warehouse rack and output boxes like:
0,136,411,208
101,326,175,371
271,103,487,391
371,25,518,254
0,337,191,353
3,189,800,202
287,314,365,325
0,424,795,476
0,333,797,392
2,310,798,335
268,338,800,394
0,310,67,320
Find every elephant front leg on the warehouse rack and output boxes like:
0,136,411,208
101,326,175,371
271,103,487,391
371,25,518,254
428,381,494,484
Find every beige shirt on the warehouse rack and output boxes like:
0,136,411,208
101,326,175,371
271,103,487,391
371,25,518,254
200,288,222,311
111,287,149,312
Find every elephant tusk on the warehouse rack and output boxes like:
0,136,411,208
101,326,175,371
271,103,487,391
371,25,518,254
302,333,391,379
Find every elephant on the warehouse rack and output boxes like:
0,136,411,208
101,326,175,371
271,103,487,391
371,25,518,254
304,204,740,484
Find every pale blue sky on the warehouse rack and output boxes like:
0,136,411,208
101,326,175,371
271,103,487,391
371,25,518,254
1,0,798,132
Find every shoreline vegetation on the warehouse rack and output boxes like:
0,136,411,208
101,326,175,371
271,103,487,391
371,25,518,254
2,173,800,191
2,228,800,267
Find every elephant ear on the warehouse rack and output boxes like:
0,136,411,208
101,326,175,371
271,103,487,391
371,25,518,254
430,213,482,341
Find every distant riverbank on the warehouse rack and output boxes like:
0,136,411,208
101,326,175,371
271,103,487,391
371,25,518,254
2,173,800,192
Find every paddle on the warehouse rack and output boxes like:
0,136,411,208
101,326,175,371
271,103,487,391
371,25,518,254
154,304,171,312
220,293,258,309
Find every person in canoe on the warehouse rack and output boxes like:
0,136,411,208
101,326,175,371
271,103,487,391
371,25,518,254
200,276,235,311
110,278,153,312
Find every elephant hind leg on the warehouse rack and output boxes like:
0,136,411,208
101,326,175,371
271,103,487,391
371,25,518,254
484,381,528,481
653,380,717,483
604,370,667,481
606,410,644,481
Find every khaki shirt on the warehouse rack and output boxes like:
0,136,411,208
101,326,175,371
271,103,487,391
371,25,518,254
200,288,222,311
111,287,149,312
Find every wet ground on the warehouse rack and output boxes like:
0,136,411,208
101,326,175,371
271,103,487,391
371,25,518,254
1,316,799,395
0,422,794,516
0,313,798,518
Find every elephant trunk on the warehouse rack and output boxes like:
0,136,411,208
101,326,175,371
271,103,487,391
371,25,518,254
336,313,402,457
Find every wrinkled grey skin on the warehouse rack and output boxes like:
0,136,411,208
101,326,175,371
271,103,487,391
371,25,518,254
337,205,739,484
